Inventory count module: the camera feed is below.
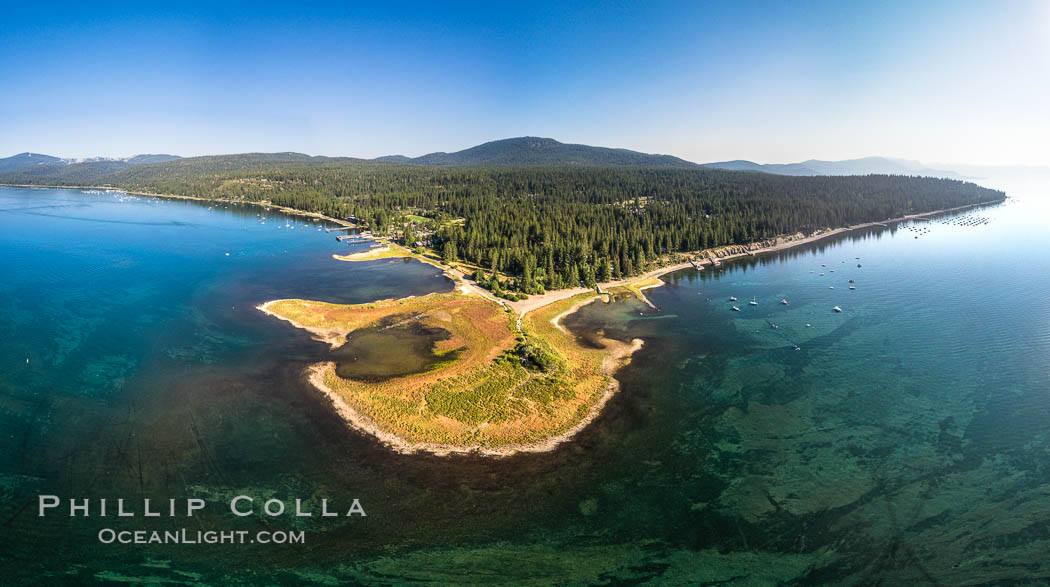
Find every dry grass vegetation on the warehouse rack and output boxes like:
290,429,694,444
262,291,629,451
333,242,446,269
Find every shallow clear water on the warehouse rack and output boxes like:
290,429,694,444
0,181,1047,584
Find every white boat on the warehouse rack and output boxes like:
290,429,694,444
833,306,843,313
829,286,835,289
729,296,738,302
849,286,856,290
732,306,741,312
749,296,758,306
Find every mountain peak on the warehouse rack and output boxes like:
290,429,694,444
378,137,699,168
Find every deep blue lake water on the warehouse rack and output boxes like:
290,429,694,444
0,180,1047,584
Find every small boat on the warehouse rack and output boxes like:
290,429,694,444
829,286,835,289
819,273,824,276
749,297,758,306
732,306,741,312
833,306,843,313
780,299,788,305
849,286,856,290
857,264,862,267
729,296,738,302
848,279,855,283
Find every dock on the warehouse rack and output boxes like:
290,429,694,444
325,226,356,233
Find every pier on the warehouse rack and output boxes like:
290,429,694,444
326,226,356,233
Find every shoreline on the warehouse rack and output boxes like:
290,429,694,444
507,198,1002,316
0,182,358,228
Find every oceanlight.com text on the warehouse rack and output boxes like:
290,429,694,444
97,528,306,545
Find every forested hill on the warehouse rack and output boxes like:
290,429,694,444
0,155,1004,296
376,137,699,168
0,152,62,172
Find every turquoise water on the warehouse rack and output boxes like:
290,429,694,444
0,181,1047,584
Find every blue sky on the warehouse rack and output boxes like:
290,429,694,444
2,1,1048,164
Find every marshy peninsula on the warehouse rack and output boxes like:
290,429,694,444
260,269,649,456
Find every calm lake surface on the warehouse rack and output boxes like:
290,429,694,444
0,180,1047,584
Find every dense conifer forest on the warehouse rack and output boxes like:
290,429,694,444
1,155,1004,294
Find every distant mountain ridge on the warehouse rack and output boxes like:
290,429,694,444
376,137,699,168
5,139,1018,181
0,152,182,184
704,156,967,179
0,152,180,173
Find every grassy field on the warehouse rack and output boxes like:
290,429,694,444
263,291,627,451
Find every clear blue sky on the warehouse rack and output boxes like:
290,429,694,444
2,1,1047,165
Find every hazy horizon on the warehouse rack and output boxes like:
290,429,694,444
6,140,1048,172
3,1,1048,166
